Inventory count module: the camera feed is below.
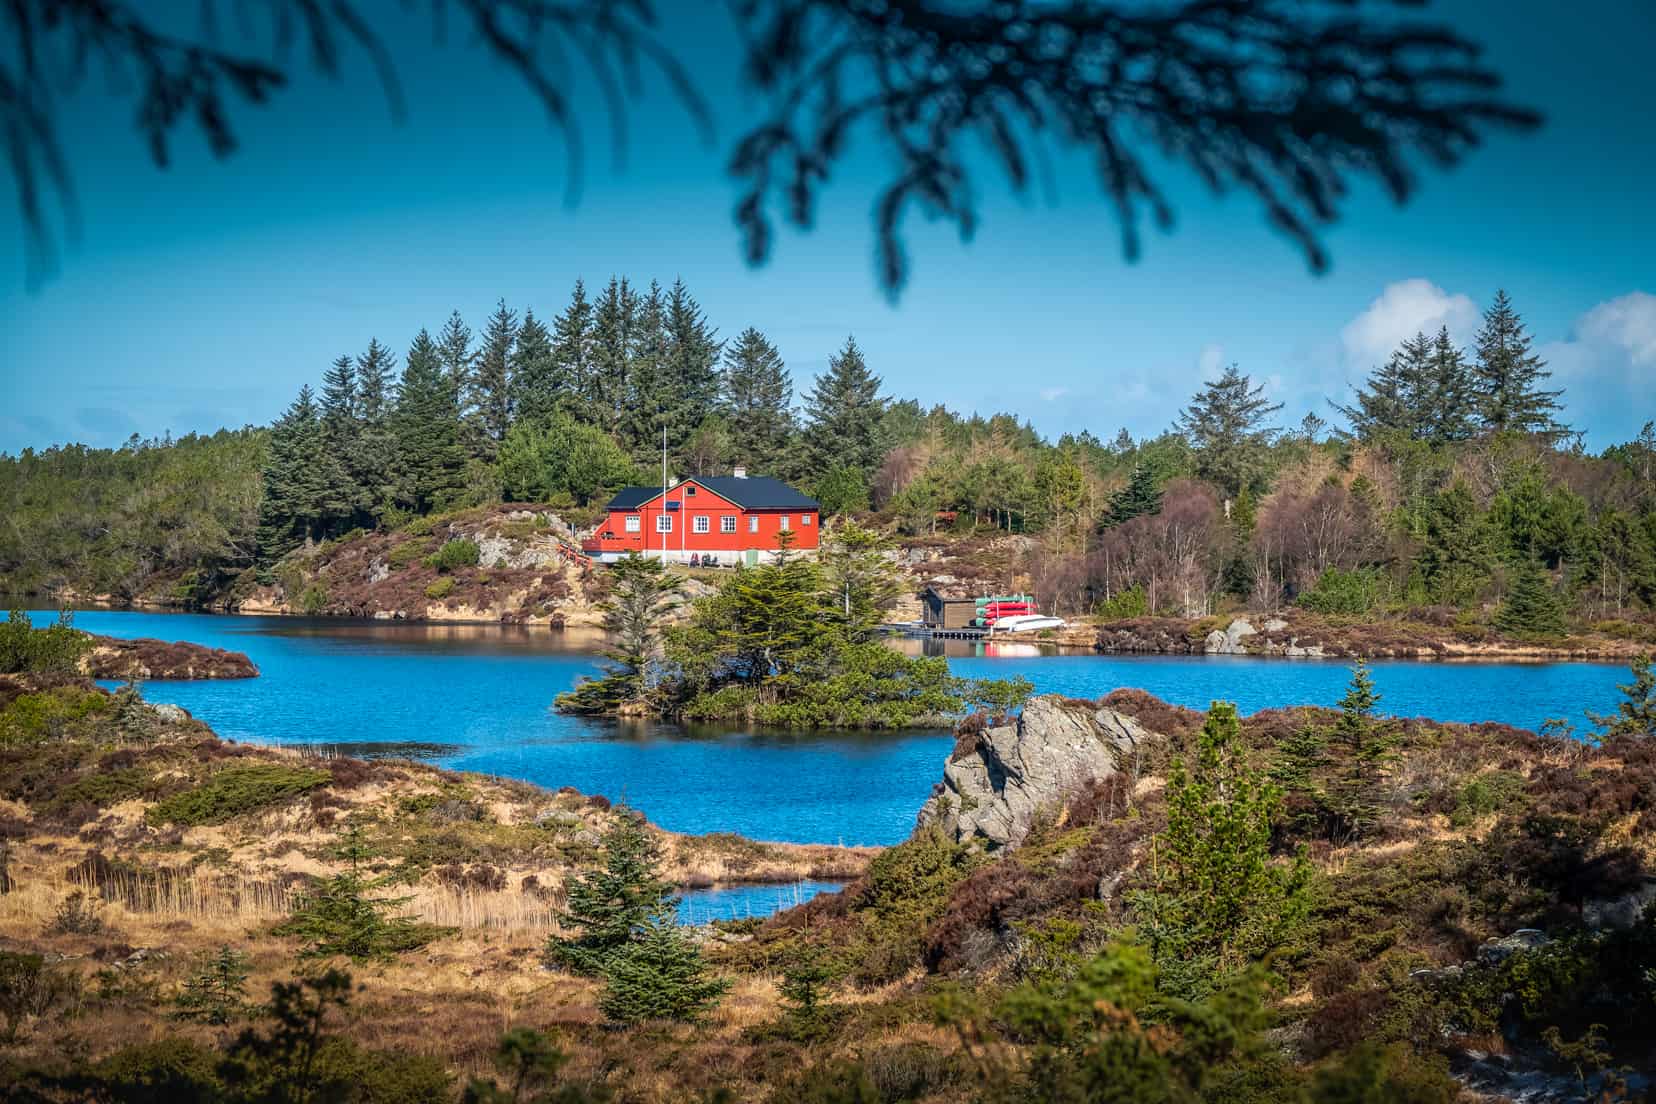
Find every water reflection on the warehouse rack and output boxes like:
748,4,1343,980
676,879,845,924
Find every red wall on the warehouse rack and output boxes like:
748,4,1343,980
590,482,819,554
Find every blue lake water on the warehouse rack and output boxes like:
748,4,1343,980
10,609,1633,848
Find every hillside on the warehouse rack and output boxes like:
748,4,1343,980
3,665,1652,1100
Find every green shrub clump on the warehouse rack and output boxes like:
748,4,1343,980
1299,567,1385,616
1094,586,1148,619
425,539,480,573
386,540,430,570
423,577,455,601
0,685,110,746
0,609,90,675
147,765,331,826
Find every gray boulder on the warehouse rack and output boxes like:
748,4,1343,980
1203,617,1257,655
916,696,1157,850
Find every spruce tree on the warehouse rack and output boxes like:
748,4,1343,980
256,386,328,572
315,355,364,528
1327,662,1392,840
1423,326,1477,444
800,336,885,485
598,915,729,1024
1175,364,1282,497
319,354,358,438
174,945,253,1024
1107,462,1162,525
619,280,669,460
437,309,476,412
547,813,679,976
555,553,683,714
1495,558,1566,637
392,329,466,513
548,279,594,422
661,278,722,457
473,299,518,448
352,337,401,522
776,942,839,1040
1419,481,1494,606
1473,290,1568,439
589,277,638,435
1588,655,1656,739
508,308,560,426
721,326,793,472
1336,333,1424,441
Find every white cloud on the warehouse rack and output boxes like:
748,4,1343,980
1039,386,1069,402
1539,291,1656,443
1339,278,1479,371
1574,291,1656,368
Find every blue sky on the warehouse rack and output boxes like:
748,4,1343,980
2,0,1653,456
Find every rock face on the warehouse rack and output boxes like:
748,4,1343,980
80,636,259,680
916,696,1157,850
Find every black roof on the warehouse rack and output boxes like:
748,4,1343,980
604,476,819,512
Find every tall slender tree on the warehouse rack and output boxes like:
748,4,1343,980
800,336,884,485
1176,364,1281,497
473,299,518,448
436,310,476,409
619,281,669,461
1473,290,1568,439
256,386,327,571
351,338,400,521
662,278,722,457
721,327,793,472
549,280,594,420
589,277,638,434
509,308,559,426
392,329,466,513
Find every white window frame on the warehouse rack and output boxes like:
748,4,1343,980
693,515,710,534
720,515,737,534
748,515,759,533
624,515,641,533
780,515,792,531
800,514,812,526
656,515,673,533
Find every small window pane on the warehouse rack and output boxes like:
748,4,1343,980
721,515,737,533
781,516,791,531
693,515,710,533
624,516,641,533
749,516,759,533
656,515,673,533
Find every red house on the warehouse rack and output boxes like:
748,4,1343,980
581,469,821,565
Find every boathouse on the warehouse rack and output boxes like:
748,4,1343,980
921,587,982,630
582,468,820,565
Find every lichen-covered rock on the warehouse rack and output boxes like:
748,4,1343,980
916,696,1157,850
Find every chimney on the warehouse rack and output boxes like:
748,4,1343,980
732,465,747,479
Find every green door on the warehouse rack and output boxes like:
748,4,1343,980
745,548,759,567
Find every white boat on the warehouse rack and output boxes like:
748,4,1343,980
990,614,1067,634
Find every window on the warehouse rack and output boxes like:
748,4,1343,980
686,485,697,496
780,515,792,531
693,515,710,534
801,514,812,526
749,516,759,533
720,515,737,534
656,515,673,533
624,515,641,533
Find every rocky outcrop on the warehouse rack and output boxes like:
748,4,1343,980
80,636,258,680
916,696,1158,850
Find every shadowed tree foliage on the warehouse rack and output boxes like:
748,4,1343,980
6,2,1537,293
1176,365,1282,498
554,554,684,715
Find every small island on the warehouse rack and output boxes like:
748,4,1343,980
555,526,1029,728
3,609,258,681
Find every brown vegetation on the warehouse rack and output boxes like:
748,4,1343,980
79,635,259,680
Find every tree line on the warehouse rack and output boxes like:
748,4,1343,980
254,277,887,571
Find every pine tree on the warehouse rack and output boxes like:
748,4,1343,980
1473,290,1568,439
436,309,476,412
1419,481,1494,606
548,279,594,422
776,942,839,1040
174,945,253,1024
1176,364,1282,497
1588,655,1656,739
473,299,518,448
661,278,722,458
1270,722,1328,835
1138,701,1309,993
1494,558,1566,637
547,813,679,975
508,308,560,426
1106,462,1163,525
352,337,401,521
619,280,669,460
721,327,793,472
1423,326,1477,444
256,386,328,572
820,521,902,640
1327,662,1392,840
598,915,729,1024
589,277,638,435
800,336,885,485
319,354,358,438
314,355,364,528
276,826,433,961
392,329,466,513
555,553,683,714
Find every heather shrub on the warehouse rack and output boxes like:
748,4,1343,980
146,765,331,826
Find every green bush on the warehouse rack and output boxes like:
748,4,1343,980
146,765,331,827
424,539,480,573
1449,771,1526,828
1094,586,1148,620
423,577,455,601
299,584,329,615
0,609,90,675
1299,567,1385,617
386,540,430,570
0,685,110,746
0,950,78,1043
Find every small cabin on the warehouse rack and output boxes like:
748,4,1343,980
921,587,981,630
582,468,820,565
